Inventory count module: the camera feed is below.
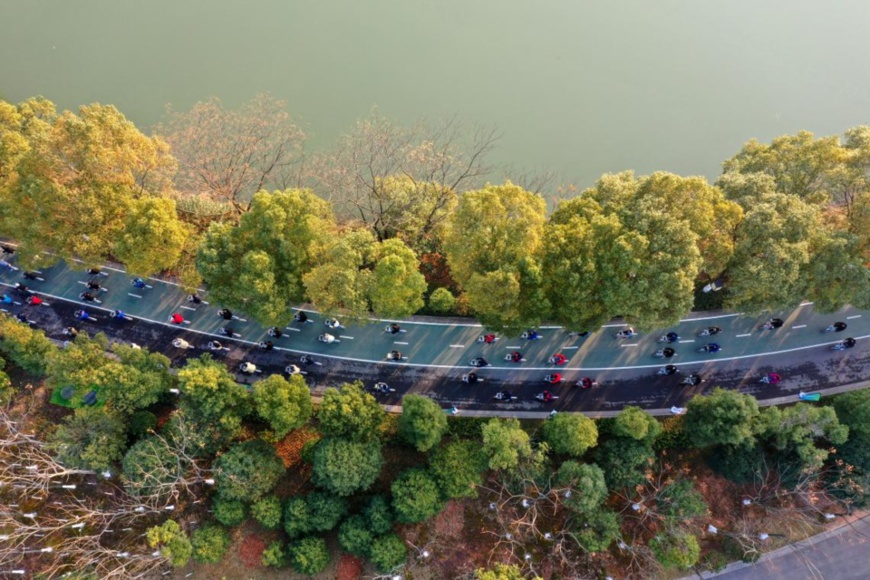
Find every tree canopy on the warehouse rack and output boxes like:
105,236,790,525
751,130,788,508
398,394,448,452
252,374,313,438
317,382,385,441
541,413,599,457
684,387,761,449
214,440,286,502
481,418,532,471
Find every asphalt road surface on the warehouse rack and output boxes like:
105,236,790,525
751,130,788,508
2,251,870,415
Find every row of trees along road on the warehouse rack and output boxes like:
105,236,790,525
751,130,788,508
2,96,870,330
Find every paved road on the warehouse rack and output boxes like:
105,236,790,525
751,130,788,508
698,514,870,580
2,250,870,414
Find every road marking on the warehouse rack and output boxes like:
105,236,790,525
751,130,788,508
620,343,638,348
678,339,695,343
393,341,408,345
799,301,814,307
449,344,465,348
285,326,301,332
339,335,354,340
792,324,806,329
736,333,752,337
128,293,142,299
847,315,862,320
563,346,579,350
505,346,522,349
76,281,87,285
180,306,196,311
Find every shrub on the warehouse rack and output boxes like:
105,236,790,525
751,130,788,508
364,495,394,535
214,440,285,502
429,439,487,499
311,438,383,496
128,411,157,439
369,533,407,572
338,515,373,557
262,540,288,567
306,491,349,532
251,495,283,530
650,530,701,569
428,287,456,313
213,498,247,527
191,524,231,564
290,537,330,575
391,468,443,523
146,520,192,567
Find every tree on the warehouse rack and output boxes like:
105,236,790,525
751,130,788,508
317,382,385,441
0,357,11,406
47,407,127,472
252,374,313,438
46,332,112,403
177,355,251,451
311,438,383,496
213,497,248,527
283,496,311,539
657,479,708,520
308,110,497,250
368,533,408,573
573,509,621,553
303,229,426,320
428,286,456,313
803,231,870,312
196,188,334,325
649,529,701,569
541,413,598,457
2,101,176,269
443,182,548,329
157,94,306,213
556,461,608,513
214,440,285,502
429,439,488,499
399,394,448,452
305,491,349,532
474,564,529,580
101,343,175,415
364,495,395,535
613,406,662,442
113,196,191,277
191,525,231,564
593,436,654,491
482,418,532,470
391,468,444,523
251,495,283,530
338,515,373,557
262,540,288,567
289,536,330,575
684,388,761,448
758,403,848,471
722,130,844,205
146,520,193,567
0,314,54,375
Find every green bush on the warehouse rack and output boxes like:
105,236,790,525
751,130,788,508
338,515,373,557
311,438,383,496
541,413,598,457
428,287,456,313
251,495,283,530
214,440,285,502
212,498,247,527
429,439,487,499
261,540,288,567
573,509,620,552
317,382,385,441
306,491,348,532
391,468,443,523
369,533,407,572
290,537,330,575
650,529,701,569
128,411,157,439
398,394,448,452
146,520,192,567
191,524,231,564
364,495,394,535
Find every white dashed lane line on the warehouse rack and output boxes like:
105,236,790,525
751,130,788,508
848,315,862,320
736,333,752,337
792,325,806,329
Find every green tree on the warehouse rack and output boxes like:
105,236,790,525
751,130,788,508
46,332,111,403
474,564,529,580
0,356,11,406
177,355,251,451
289,537,330,575
443,181,548,330
304,229,426,320
613,406,662,442
428,286,456,313
252,374,313,438
573,509,621,553
251,495,283,530
392,468,444,523
684,388,761,448
122,435,185,500
146,520,192,567
399,394,448,452
338,515,373,557
658,479,708,520
758,403,848,471
650,529,701,569
429,439,488,499
364,495,395,534
305,491,349,532
214,440,285,502
0,315,53,375
261,540,288,568
482,418,532,470
317,382,385,441
803,231,870,312
191,524,231,564
722,130,844,205
541,413,598,457
101,343,174,415
113,196,191,277
3,101,176,269
196,189,334,325
212,498,247,527
556,461,608,513
283,496,311,539
47,407,127,472
368,533,407,573
311,438,383,496
593,436,654,491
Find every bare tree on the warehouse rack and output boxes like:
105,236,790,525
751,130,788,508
156,93,307,214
